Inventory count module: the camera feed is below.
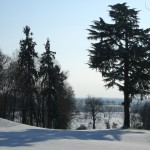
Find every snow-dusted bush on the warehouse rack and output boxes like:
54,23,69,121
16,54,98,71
77,124,87,130
130,113,143,129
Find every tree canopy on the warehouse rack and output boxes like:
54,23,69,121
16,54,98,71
87,3,150,127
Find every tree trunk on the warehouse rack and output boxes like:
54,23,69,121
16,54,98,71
123,93,130,128
22,96,27,124
2,93,7,119
12,90,16,121
42,99,45,128
123,34,130,128
92,113,96,129
124,58,130,128
123,70,130,128
29,96,33,126
93,118,96,129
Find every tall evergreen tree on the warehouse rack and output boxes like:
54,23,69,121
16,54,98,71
87,3,150,127
18,26,38,125
39,39,75,129
39,39,56,128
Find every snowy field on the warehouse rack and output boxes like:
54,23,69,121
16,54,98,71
0,118,150,150
71,112,124,129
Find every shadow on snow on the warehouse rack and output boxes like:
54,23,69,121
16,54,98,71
0,128,144,147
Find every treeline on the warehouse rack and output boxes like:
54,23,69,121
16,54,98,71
76,98,124,112
0,26,75,129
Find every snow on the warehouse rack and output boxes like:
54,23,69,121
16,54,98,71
71,112,124,129
0,118,150,150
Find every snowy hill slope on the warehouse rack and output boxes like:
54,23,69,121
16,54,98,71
0,118,150,150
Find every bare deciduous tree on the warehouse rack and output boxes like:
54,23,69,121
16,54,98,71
84,96,103,129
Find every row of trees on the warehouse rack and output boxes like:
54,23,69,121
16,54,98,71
76,96,150,130
87,3,150,128
0,26,75,129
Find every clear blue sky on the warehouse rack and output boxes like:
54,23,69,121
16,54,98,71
0,0,150,98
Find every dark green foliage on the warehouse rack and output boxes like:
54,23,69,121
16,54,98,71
87,3,150,127
18,26,38,125
18,26,38,80
39,39,75,129
55,84,75,129
77,124,87,130
39,39,57,128
0,26,75,129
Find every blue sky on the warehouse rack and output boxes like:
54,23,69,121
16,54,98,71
0,0,150,98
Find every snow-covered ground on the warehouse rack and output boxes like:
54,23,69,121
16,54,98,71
0,118,150,150
71,112,124,129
